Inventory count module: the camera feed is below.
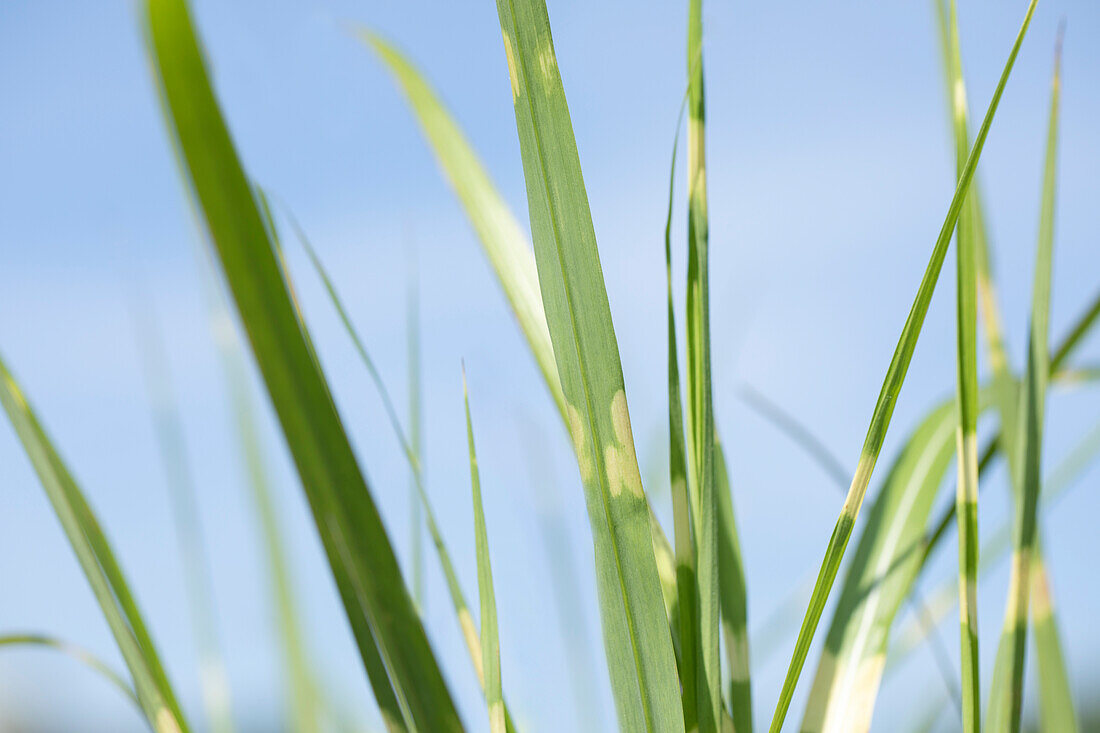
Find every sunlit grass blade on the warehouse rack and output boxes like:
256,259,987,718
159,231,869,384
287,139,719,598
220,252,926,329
940,2,981,727
715,439,751,732
769,3,1039,728
286,213,520,732
494,0,685,729
1030,543,1077,732
801,397,979,733
0,357,190,733
143,1,462,728
986,31,1063,732
463,372,505,733
684,2,729,728
131,303,235,733
363,27,680,610
0,632,141,714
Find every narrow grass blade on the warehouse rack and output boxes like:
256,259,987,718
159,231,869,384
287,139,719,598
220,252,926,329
1030,542,1077,732
685,2,738,729
663,94,700,726
715,439,751,732
143,1,462,728
0,357,189,733
363,30,680,613
287,216,520,732
799,397,979,733
408,258,425,608
986,33,1063,732
769,3,1039,728
132,304,235,733
0,633,141,713
494,0,685,729
463,372,506,733
941,3,981,727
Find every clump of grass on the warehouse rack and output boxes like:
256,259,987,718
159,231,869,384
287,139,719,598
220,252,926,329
1,0,1097,732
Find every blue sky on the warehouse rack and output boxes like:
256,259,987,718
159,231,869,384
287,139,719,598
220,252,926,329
1,0,1098,730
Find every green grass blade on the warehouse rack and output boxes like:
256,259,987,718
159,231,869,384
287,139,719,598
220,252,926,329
801,397,977,733
1051,289,1100,370
715,439,751,732
664,95,700,727
942,3,981,727
132,304,235,733
769,3,1039,728
0,633,142,714
288,216,520,732
1030,544,1077,732
408,259,425,609
143,1,462,728
986,32,1063,732
463,372,505,733
494,0,685,729
685,1,725,730
0,357,190,733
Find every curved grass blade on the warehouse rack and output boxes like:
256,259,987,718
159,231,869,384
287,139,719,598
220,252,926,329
800,397,983,733
286,211,520,732
494,0,685,729
132,303,235,733
0,633,141,713
0,357,189,733
142,1,461,728
685,1,727,729
463,372,505,733
769,3,1039,727
940,3,982,727
986,32,1063,732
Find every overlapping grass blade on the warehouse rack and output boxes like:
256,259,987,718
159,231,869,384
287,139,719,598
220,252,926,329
362,29,680,612
463,373,506,733
715,439,750,731
143,1,461,728
986,32,1063,732
132,304,235,733
941,3,981,726
0,633,141,713
800,397,981,733
0,357,190,733
494,0,684,729
286,210,519,732
684,1,727,729
769,3,1039,728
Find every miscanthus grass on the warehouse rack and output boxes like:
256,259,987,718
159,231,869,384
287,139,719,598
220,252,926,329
1,0,1097,732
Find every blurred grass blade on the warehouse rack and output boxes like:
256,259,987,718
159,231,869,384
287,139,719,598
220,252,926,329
769,3,1038,728
942,3,981,728
143,1,462,728
407,258,425,609
286,213,520,732
800,397,979,733
363,28,680,617
685,2,736,729
0,633,141,713
986,32,1063,732
664,94,700,725
0,357,190,733
494,0,685,729
464,373,505,733
362,31,564,423
132,304,235,733
206,284,324,733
